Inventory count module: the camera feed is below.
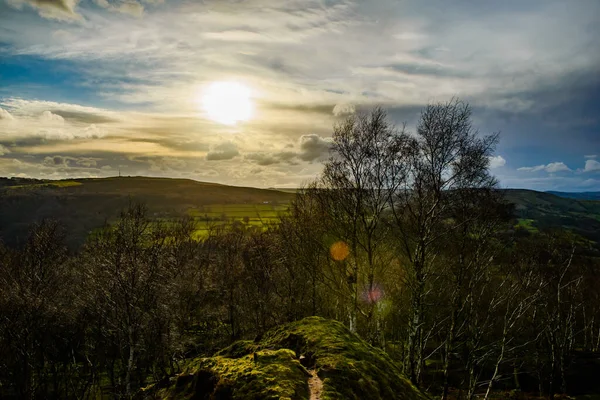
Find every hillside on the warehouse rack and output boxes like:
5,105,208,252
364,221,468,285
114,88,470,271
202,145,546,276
0,176,294,248
149,317,427,400
502,189,600,243
547,191,600,201
1,177,600,249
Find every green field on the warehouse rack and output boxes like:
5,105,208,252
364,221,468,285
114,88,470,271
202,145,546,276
6,180,82,190
187,203,289,237
516,218,539,232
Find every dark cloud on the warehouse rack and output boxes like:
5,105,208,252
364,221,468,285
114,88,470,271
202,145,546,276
298,134,332,162
50,110,119,124
260,102,337,116
245,152,279,166
29,0,77,13
125,137,210,152
206,141,240,161
43,155,70,167
384,62,470,79
12,0,80,20
42,155,99,168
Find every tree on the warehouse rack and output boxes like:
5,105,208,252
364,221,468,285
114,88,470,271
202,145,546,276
312,107,408,337
388,98,500,385
81,203,172,397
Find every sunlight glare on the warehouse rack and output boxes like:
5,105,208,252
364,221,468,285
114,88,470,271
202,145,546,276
200,81,253,125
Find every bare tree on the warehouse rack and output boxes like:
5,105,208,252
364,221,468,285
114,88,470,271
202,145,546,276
313,107,408,336
388,98,500,385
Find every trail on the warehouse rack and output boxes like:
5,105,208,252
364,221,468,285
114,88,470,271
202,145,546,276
308,369,323,400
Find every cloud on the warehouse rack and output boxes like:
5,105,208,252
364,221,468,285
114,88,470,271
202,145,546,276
40,110,65,124
81,124,105,138
245,152,279,166
585,155,597,159
488,155,506,169
584,159,600,172
206,141,240,161
0,145,11,156
518,162,572,173
333,103,356,116
75,157,98,167
298,134,332,162
0,108,15,120
43,155,69,167
94,0,144,16
517,162,572,173
6,0,81,21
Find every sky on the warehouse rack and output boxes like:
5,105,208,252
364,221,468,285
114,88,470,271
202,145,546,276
0,0,598,191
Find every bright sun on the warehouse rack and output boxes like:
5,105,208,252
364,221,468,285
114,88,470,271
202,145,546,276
200,81,253,125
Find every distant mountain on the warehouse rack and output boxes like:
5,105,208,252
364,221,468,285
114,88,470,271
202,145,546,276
546,191,600,201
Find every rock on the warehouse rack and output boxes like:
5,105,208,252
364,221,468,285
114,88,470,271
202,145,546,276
151,317,428,400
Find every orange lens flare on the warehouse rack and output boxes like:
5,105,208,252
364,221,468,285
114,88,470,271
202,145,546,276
330,241,350,261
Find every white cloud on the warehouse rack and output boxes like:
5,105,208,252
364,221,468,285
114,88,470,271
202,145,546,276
40,110,65,124
81,124,105,138
94,0,144,17
0,108,15,120
584,159,600,172
488,155,506,169
584,155,597,159
545,162,571,173
518,162,571,173
333,103,356,116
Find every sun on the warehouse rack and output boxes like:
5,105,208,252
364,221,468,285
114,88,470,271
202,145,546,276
200,81,253,125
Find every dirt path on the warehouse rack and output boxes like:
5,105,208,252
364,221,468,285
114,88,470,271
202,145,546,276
308,369,323,400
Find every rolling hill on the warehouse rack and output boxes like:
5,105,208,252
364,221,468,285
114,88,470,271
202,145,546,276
503,189,600,243
1,176,599,249
547,191,600,201
0,176,294,248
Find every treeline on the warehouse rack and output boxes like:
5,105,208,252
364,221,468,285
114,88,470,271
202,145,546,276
1,99,599,399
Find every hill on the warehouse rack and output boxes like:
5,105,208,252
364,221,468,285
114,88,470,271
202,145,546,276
502,189,600,243
0,176,294,248
547,191,600,201
149,317,427,400
1,177,600,249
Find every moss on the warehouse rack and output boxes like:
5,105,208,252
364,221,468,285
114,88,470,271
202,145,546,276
154,317,428,400
157,349,309,400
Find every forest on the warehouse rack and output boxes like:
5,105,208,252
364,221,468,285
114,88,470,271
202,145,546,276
1,99,599,399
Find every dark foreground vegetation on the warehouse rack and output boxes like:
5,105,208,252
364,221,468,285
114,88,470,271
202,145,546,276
1,99,599,399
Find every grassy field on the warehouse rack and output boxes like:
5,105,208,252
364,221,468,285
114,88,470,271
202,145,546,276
6,181,82,190
187,203,290,237
516,218,539,232
0,176,295,248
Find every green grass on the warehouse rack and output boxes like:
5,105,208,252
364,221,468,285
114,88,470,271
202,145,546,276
7,180,82,190
187,203,289,237
516,218,539,232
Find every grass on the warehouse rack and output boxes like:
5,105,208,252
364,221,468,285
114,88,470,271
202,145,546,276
187,203,290,237
6,180,82,190
516,218,539,232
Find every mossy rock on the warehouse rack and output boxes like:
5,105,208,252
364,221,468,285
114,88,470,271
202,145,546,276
152,317,428,400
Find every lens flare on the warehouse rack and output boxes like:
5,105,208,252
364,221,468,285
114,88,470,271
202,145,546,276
330,241,350,261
